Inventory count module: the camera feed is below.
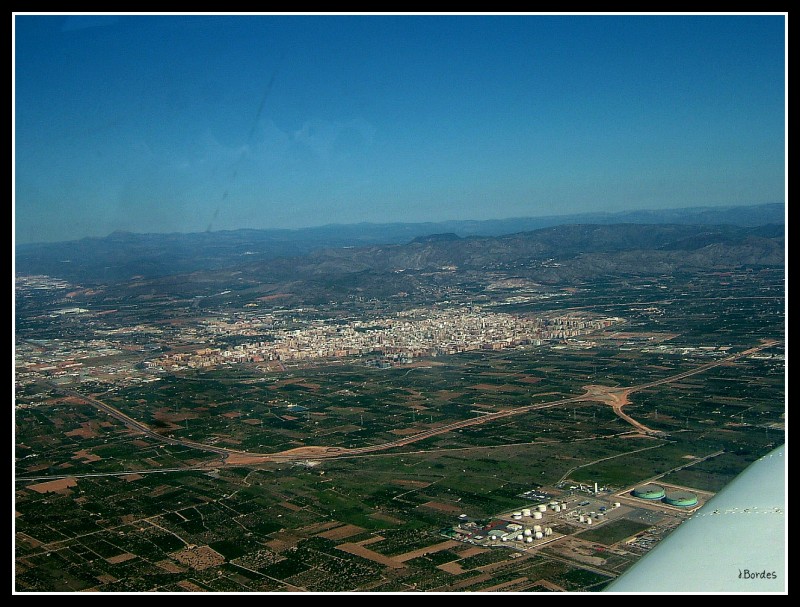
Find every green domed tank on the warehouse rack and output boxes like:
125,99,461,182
663,491,698,507
632,484,666,500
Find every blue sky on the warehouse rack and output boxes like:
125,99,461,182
14,14,785,244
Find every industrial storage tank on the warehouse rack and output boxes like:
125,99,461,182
526,536,533,544
533,525,542,533
663,490,698,507
512,514,522,520
516,534,524,541
490,535,497,541
579,515,585,523
535,531,544,539
524,529,533,537
533,512,543,520
613,502,621,508
537,505,547,512
586,518,593,525
632,484,666,500
544,527,552,536
522,509,532,517
554,505,561,513
561,503,567,509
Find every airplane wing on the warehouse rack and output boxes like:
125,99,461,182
605,444,786,593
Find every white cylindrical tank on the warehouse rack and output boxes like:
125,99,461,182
544,527,553,536
501,536,508,542
516,534,524,541
535,531,543,540
513,511,522,517
537,505,547,512
554,505,561,513
533,525,542,533
524,529,532,537
561,503,567,509
522,509,532,517
512,514,522,520
526,536,533,544
614,502,621,509
490,535,497,541
597,513,605,519
586,518,593,525
533,512,543,520
579,515,585,523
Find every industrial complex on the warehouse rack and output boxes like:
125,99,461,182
444,477,707,564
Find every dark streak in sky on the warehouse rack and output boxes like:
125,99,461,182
208,57,284,231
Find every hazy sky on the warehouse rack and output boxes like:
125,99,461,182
14,14,786,244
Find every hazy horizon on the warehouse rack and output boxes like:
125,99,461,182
13,201,786,247
14,14,786,244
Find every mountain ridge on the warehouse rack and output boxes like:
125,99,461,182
14,203,785,284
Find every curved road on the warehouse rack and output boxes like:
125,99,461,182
48,340,779,464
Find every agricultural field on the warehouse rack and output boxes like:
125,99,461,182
15,270,785,591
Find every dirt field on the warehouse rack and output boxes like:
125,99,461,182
177,580,207,592
27,477,77,494
420,501,463,514
317,524,366,541
391,479,431,488
301,521,340,535
357,535,384,546
266,532,302,552
438,561,465,574
271,379,321,391
390,428,425,436
15,533,42,548
435,390,466,401
106,552,136,564
336,543,405,569
60,396,87,405
72,449,101,463
395,540,461,563
470,383,511,392
65,423,98,439
156,559,187,573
